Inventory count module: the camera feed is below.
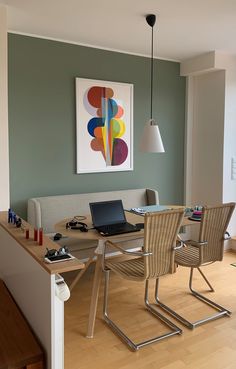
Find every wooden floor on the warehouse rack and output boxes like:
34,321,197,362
63,252,236,369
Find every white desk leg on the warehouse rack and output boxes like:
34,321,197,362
86,239,105,338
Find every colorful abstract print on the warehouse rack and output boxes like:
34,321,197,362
85,86,128,166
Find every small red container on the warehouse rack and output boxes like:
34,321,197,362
25,229,29,239
34,228,38,241
39,228,43,246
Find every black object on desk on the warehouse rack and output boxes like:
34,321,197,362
44,246,75,263
54,232,62,241
135,223,144,230
45,254,73,262
66,220,88,232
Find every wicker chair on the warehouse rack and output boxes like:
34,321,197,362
102,208,185,351
155,202,235,329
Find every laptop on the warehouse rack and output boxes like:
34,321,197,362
89,199,140,236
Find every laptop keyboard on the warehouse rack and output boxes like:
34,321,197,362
101,224,127,233
98,223,139,236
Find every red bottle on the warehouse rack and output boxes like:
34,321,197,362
39,228,43,246
25,229,29,239
34,228,38,241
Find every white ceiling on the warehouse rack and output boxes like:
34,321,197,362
1,0,236,61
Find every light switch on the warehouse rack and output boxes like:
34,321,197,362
231,157,236,180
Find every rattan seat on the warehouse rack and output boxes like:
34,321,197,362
175,244,215,267
106,257,145,280
175,245,203,267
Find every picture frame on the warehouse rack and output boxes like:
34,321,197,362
75,78,133,174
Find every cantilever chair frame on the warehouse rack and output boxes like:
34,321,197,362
155,202,235,329
102,209,185,351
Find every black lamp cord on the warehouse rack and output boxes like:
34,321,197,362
150,24,154,122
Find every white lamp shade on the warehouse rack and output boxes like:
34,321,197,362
140,120,165,152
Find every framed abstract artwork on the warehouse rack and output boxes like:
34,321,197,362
75,78,133,173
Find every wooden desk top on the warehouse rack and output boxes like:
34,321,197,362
55,207,197,241
55,212,146,241
0,212,85,275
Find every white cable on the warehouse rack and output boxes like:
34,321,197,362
55,275,70,301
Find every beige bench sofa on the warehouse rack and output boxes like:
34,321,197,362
27,188,159,259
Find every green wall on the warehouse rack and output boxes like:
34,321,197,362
8,34,185,218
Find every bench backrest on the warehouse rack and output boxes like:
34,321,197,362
27,188,159,234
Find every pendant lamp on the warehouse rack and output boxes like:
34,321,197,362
140,14,165,153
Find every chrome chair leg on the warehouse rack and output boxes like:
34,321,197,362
154,278,195,329
103,269,110,318
188,267,231,324
103,274,182,351
190,267,214,292
103,269,138,351
154,268,231,329
144,280,182,339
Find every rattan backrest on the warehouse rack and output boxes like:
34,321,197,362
143,209,185,279
199,202,235,263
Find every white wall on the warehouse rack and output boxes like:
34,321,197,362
191,71,225,205
182,51,236,248
222,58,236,236
0,5,9,210
184,67,225,206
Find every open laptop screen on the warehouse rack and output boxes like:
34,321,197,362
89,200,126,227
